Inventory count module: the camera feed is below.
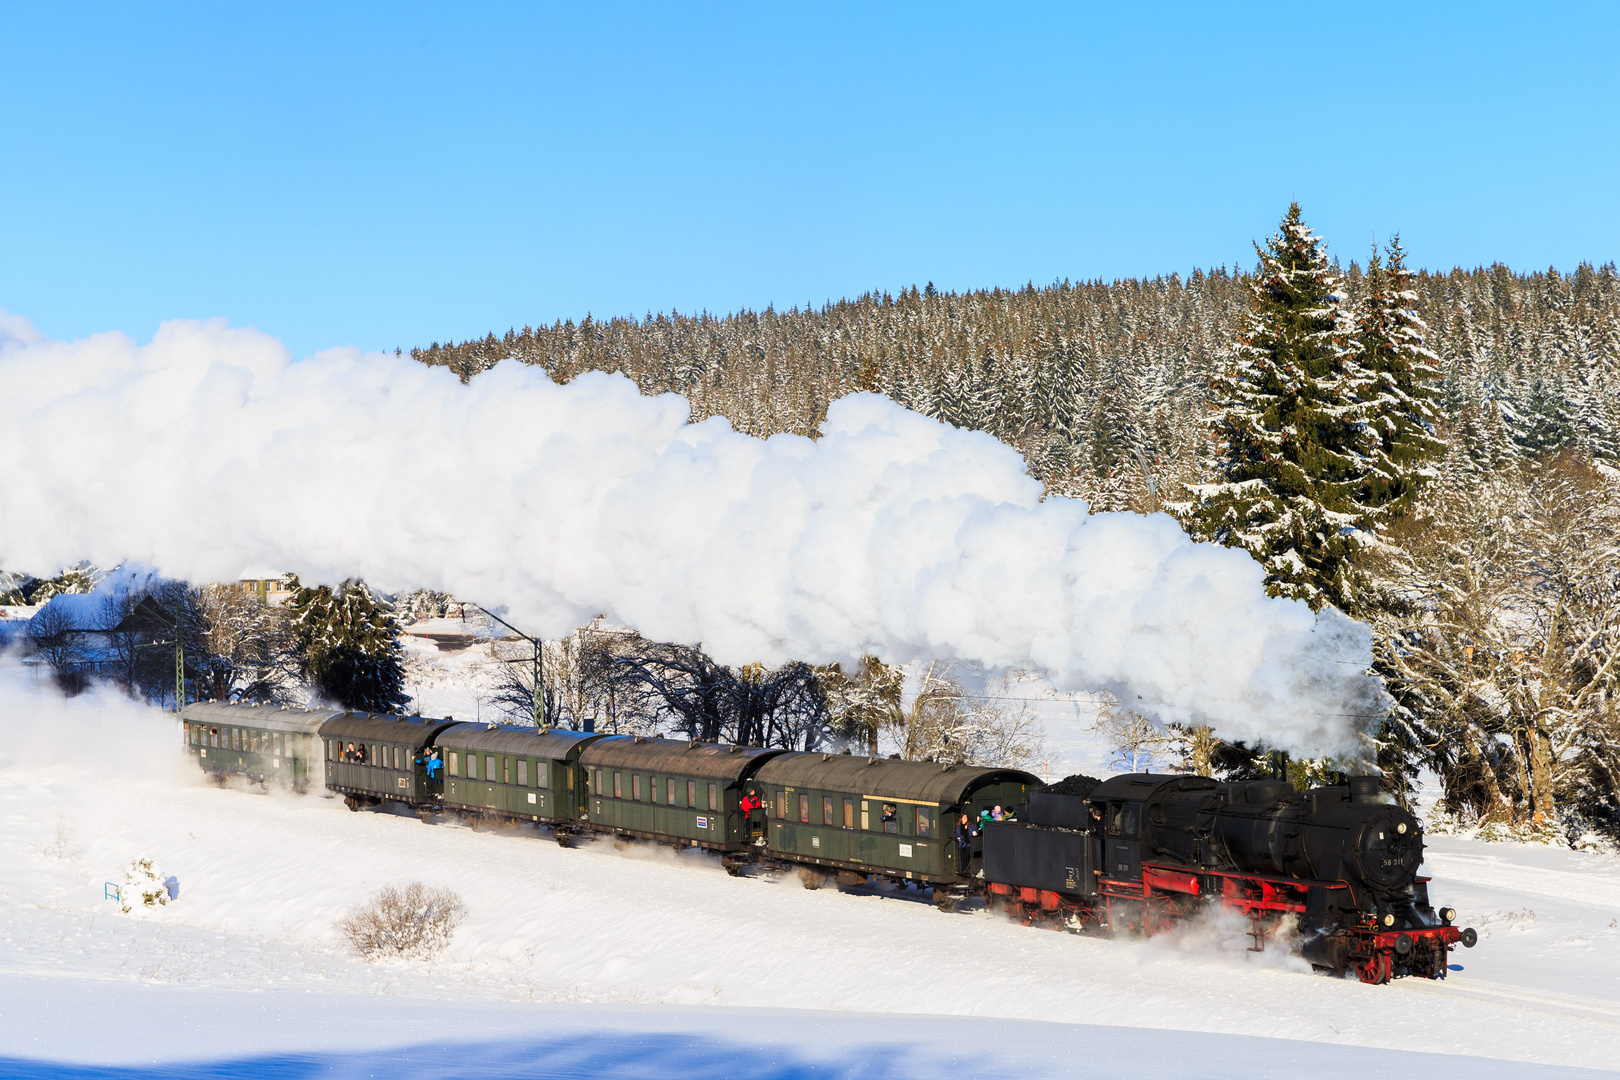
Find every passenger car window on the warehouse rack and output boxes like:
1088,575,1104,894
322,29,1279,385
843,799,854,828
448,751,459,776
916,810,932,837
823,797,835,825
633,774,642,800
517,759,528,786
709,783,718,811
687,780,697,807
614,772,622,798
775,791,786,819
468,754,478,780
486,756,496,783
503,757,510,784
799,794,810,822
397,747,405,771
882,803,898,834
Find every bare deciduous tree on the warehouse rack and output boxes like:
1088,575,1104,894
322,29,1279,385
27,602,87,694
1362,450,1620,837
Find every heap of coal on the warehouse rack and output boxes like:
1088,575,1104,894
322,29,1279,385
1040,773,1102,797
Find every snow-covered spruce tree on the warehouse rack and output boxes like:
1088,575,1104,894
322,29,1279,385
287,578,410,713
1351,238,1447,519
1176,204,1373,610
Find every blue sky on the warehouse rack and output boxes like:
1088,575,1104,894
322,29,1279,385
2,2,1616,358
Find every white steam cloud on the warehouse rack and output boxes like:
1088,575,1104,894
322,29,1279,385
0,316,1387,757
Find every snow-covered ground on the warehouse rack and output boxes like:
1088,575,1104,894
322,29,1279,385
2,670,1618,1078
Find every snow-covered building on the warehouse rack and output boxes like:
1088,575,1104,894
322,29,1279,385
238,575,295,607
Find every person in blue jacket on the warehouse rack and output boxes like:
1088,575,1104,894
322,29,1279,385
954,813,975,870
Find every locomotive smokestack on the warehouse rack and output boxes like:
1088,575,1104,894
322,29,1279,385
1348,776,1381,804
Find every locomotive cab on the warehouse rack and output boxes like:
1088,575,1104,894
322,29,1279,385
1101,801,1142,880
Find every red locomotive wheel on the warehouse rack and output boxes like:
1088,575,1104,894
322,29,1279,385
1357,953,1392,985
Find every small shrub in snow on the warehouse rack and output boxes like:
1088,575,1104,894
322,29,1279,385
336,881,463,960
120,854,176,914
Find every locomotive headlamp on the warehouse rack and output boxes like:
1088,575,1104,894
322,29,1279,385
1441,907,1456,924
1382,913,1396,927
1396,822,1407,834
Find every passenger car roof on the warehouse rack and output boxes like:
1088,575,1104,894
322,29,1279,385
578,736,787,783
756,753,1039,805
437,723,605,759
317,713,459,748
181,701,339,736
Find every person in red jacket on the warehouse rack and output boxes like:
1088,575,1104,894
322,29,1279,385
739,789,765,841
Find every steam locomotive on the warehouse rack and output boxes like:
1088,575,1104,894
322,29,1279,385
982,772,1477,984
180,702,1475,985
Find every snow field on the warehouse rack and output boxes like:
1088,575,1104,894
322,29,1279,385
3,670,1619,1075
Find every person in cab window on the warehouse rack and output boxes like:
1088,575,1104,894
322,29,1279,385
881,804,898,834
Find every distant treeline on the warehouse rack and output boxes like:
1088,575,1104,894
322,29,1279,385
412,261,1620,509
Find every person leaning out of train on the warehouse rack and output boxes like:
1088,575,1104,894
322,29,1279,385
423,750,443,780
955,814,974,863
739,790,762,817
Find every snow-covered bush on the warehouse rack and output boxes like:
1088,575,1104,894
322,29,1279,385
336,881,463,960
120,854,176,914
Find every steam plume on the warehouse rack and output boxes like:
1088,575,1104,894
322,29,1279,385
0,316,1386,756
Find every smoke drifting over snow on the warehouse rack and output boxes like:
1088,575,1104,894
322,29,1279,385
0,316,1387,757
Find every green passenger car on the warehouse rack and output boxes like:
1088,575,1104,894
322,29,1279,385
438,723,604,839
755,753,1038,897
578,736,786,855
181,701,339,790
319,713,460,812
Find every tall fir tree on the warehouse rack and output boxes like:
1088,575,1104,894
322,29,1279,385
1178,203,1373,610
287,578,410,713
1350,237,1447,519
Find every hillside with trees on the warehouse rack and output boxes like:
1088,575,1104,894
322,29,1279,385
414,206,1620,842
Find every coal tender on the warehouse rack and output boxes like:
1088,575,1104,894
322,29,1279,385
980,772,1477,984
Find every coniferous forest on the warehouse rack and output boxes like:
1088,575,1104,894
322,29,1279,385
413,206,1620,843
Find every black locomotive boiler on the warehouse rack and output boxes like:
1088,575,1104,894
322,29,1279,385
981,772,1477,983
